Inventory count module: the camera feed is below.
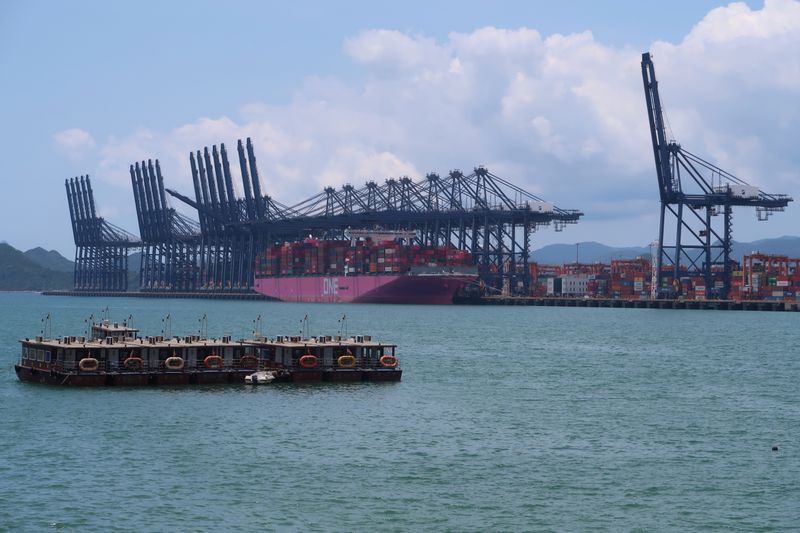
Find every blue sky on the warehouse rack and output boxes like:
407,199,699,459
2,0,797,258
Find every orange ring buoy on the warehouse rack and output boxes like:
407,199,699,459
240,354,258,370
298,354,317,369
78,357,99,372
337,354,356,368
123,356,144,370
379,355,398,368
204,354,224,369
165,356,185,370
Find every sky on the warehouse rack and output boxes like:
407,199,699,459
1,0,798,258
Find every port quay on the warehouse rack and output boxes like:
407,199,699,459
479,295,800,312
43,289,800,312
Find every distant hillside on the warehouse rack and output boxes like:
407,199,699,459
729,236,800,262
532,236,800,265
0,243,72,290
24,247,74,272
23,247,142,274
0,243,139,291
128,251,141,273
532,242,651,264
128,270,140,291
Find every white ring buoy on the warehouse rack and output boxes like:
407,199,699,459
164,356,185,370
78,357,99,372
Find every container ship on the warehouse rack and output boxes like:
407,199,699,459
253,232,477,304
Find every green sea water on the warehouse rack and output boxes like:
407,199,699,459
1,292,798,531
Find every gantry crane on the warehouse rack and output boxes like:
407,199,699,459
163,138,583,294
66,136,582,295
129,160,200,290
641,52,791,299
66,176,139,290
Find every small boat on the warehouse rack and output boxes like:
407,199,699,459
244,370,278,384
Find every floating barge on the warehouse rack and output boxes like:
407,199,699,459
14,320,401,386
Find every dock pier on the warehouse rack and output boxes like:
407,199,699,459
475,296,800,312
41,290,273,301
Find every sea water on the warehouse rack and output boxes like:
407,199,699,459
0,292,798,531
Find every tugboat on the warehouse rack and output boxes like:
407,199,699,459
14,319,401,386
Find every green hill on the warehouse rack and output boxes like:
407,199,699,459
0,243,72,290
24,247,74,272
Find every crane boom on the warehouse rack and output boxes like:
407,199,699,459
641,52,674,202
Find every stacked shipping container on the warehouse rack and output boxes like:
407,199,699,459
255,240,473,278
733,253,800,301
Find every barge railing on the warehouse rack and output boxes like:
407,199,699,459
21,357,399,373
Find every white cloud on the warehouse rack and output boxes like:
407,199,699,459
344,30,448,72
53,128,95,158
81,0,800,246
317,145,420,186
685,0,800,45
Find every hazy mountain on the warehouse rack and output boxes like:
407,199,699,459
22,246,141,274
729,236,800,261
532,236,800,265
128,251,142,273
24,247,74,272
531,242,652,264
128,270,140,291
0,243,72,290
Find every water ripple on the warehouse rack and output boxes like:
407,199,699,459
1,295,799,530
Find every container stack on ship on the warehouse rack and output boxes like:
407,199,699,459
254,234,477,304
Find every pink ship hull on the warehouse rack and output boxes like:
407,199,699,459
254,273,476,304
